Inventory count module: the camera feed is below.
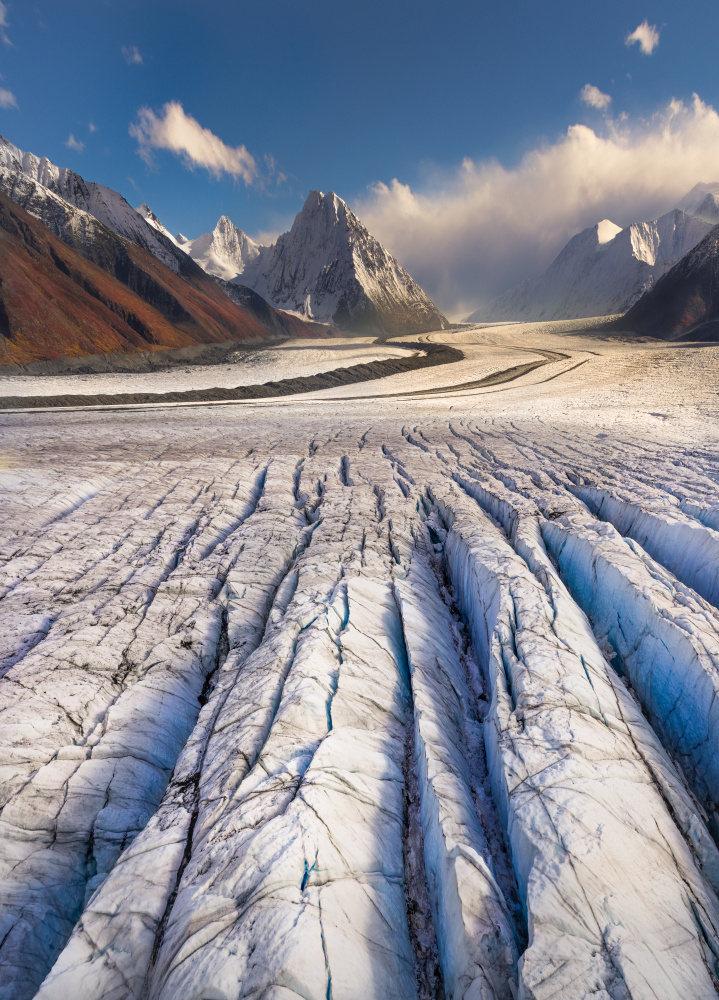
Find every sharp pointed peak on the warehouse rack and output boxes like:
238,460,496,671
595,219,622,244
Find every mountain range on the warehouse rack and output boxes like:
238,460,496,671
146,190,448,335
0,134,446,364
3,128,718,359
470,187,719,324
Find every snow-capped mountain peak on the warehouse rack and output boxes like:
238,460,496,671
470,196,717,323
229,189,447,333
677,181,719,216
688,192,719,225
175,189,446,334
180,215,261,282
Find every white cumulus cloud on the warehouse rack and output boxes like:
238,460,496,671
0,87,17,109
130,101,257,184
353,95,719,315
64,133,84,152
580,84,611,111
122,44,143,65
626,21,660,55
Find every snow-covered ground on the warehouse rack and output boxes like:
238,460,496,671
2,320,719,999
0,340,414,398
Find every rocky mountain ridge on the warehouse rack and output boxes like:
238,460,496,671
0,135,323,356
154,190,448,335
0,190,273,365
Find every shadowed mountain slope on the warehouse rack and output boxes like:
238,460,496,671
609,224,719,340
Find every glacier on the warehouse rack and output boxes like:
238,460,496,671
1,319,719,998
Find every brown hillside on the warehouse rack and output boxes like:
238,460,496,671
0,191,273,365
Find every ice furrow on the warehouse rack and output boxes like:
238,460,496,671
34,456,314,1000
429,479,719,1000
453,472,719,886
570,484,719,609
141,483,419,999
540,505,719,832
395,537,521,1000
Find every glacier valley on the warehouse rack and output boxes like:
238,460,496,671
1,320,719,1000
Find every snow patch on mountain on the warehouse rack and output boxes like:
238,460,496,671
471,204,715,323
0,135,185,273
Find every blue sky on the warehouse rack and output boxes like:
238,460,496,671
2,1,719,310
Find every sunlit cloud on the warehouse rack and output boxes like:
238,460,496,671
354,95,719,314
0,1,12,46
88,121,97,133
580,84,611,111
64,133,85,152
0,87,17,109
626,21,660,55
121,44,143,65
130,101,257,184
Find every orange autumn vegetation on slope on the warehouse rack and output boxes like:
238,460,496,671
0,191,273,365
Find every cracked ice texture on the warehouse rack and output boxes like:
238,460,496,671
431,480,719,998
0,409,718,999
